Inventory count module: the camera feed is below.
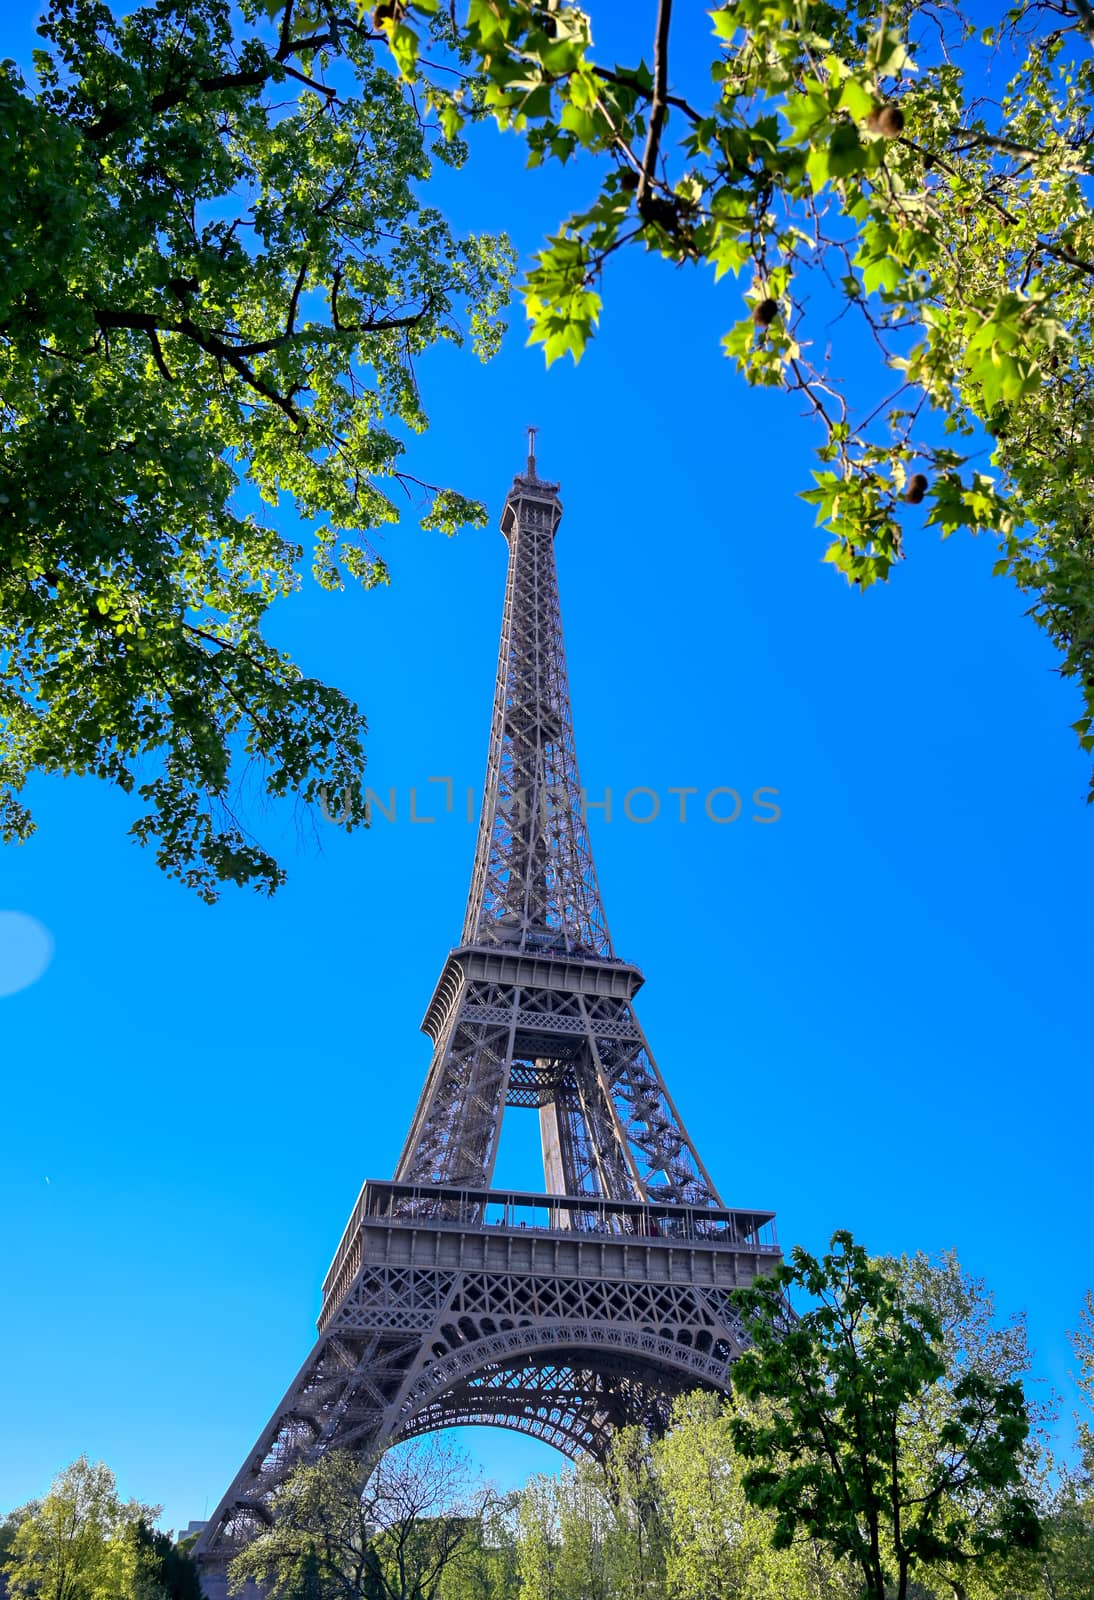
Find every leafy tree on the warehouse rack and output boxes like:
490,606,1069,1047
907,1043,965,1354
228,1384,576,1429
869,1252,1060,1600
515,1404,855,1600
889,1250,1043,1391
515,1465,626,1600
888,1249,1056,1531
2,1457,152,1600
0,1506,36,1600
1031,1478,1094,1600
598,1426,667,1600
0,1506,34,1564
228,1438,487,1600
655,1389,857,1600
390,0,1094,795
730,1232,1041,1600
551,1465,611,1600
436,1491,519,1600
514,1473,563,1600
515,1465,622,1600
1,0,513,899
123,1519,203,1600
652,1392,745,1600
1027,1293,1094,1600
1072,1290,1094,1477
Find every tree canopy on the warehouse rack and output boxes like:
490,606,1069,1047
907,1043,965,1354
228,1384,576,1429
8,0,1094,899
0,1456,200,1600
730,1232,1041,1600
4,1300,1093,1600
390,0,1094,798
228,1437,488,1600
0,0,512,899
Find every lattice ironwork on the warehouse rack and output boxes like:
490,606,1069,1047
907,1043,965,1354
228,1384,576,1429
395,452,718,1203
193,446,780,1600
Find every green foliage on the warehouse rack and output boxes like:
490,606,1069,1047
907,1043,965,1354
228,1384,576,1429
1021,1290,1094,1600
514,1473,563,1600
1,0,513,898
1072,1289,1094,1477
386,0,1094,797
2,1457,158,1600
515,1398,858,1600
654,1391,857,1600
731,1233,1041,1600
436,1492,519,1600
0,1506,33,1571
125,1519,203,1600
551,1467,613,1600
1034,1472,1094,1600
516,1457,655,1600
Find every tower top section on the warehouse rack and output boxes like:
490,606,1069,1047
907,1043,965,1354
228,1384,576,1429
462,442,608,959
502,428,562,539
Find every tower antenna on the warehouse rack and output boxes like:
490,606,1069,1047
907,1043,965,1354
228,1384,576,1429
526,424,538,478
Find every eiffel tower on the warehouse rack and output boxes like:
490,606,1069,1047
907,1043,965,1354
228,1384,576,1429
194,440,780,1596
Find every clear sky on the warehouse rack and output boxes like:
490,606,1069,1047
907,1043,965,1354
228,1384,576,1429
2,3,1091,1534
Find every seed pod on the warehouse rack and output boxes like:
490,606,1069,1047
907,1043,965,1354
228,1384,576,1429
619,169,640,192
372,1,402,25
905,472,929,504
876,104,905,138
637,193,679,231
753,298,779,327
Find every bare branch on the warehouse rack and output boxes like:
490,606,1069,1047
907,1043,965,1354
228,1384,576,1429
638,0,673,203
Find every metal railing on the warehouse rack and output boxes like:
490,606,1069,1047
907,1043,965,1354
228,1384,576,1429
322,1179,778,1304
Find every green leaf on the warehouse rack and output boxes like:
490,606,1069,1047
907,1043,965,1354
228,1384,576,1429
837,78,876,122
827,121,865,178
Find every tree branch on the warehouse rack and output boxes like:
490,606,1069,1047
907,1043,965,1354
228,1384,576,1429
286,260,308,339
596,63,700,124
1064,0,1094,43
638,0,673,203
146,327,174,382
90,290,433,421
280,62,339,100
94,308,303,423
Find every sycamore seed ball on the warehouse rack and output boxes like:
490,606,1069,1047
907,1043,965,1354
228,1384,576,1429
753,298,779,327
905,473,929,504
866,103,906,138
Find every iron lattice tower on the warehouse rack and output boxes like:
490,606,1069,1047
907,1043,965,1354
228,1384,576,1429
195,444,780,1597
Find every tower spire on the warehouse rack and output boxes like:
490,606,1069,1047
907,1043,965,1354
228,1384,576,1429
526,424,538,478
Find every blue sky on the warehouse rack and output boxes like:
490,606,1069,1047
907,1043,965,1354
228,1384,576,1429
2,3,1092,1532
